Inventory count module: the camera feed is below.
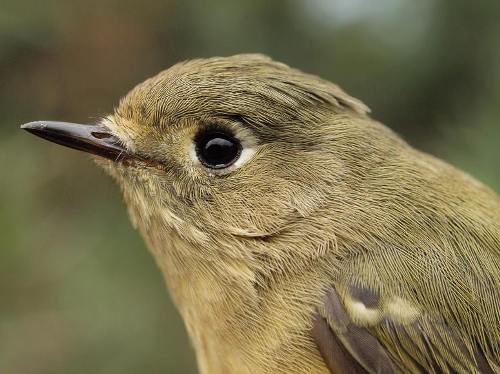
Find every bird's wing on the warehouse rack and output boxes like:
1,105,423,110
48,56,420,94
311,252,500,374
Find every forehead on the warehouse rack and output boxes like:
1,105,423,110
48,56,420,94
113,54,368,136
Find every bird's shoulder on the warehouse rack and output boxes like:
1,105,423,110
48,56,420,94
311,247,500,373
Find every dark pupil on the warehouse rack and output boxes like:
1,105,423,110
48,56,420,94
197,132,241,169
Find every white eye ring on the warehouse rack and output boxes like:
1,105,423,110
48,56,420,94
194,131,242,169
189,125,257,175
232,146,256,169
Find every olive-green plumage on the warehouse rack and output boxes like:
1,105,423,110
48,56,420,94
23,54,500,373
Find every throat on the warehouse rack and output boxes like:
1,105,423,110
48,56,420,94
168,260,258,374
143,225,260,372
130,204,331,373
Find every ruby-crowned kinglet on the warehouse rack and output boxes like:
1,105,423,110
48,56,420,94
22,54,499,373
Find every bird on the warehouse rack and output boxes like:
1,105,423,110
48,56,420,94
21,54,500,374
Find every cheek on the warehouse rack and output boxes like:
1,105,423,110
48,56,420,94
185,146,335,236
197,175,322,237
204,192,295,236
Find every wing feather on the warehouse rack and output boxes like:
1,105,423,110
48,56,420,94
312,286,497,373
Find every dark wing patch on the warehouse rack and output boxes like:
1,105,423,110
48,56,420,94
312,286,496,374
313,288,396,373
348,284,381,309
312,313,370,373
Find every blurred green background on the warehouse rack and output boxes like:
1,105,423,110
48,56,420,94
1,0,499,373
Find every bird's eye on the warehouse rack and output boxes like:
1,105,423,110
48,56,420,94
195,130,242,169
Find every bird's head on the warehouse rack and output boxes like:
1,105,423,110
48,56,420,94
22,54,404,266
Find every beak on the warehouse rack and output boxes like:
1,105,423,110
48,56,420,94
21,121,129,162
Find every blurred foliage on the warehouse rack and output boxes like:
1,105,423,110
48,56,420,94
1,0,499,373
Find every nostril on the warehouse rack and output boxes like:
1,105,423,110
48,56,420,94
91,131,113,139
